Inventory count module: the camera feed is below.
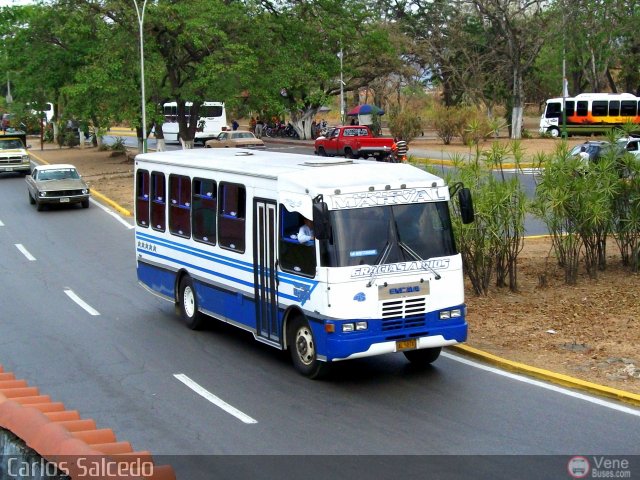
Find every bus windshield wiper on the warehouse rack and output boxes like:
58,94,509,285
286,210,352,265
366,241,392,288
397,241,441,280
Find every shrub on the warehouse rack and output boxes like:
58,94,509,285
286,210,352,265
435,141,526,295
388,109,424,142
429,105,465,145
110,136,127,154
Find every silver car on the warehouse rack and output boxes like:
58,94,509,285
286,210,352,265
26,164,90,211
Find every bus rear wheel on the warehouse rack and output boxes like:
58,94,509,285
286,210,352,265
178,276,205,330
289,317,326,379
403,347,442,367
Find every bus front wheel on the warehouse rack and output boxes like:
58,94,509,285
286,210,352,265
548,127,560,138
289,317,326,379
178,276,205,330
403,347,442,367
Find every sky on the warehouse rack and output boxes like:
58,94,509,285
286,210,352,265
0,1,35,6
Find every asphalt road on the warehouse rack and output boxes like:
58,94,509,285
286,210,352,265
1,169,638,479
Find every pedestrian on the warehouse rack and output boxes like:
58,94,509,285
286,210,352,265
249,117,256,133
232,119,239,131
395,138,408,162
576,145,590,175
255,117,264,138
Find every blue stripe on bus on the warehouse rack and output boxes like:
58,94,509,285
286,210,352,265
136,237,318,305
138,259,467,361
136,232,318,293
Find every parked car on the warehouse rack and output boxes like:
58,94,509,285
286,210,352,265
569,140,619,163
26,164,90,211
204,130,265,149
314,125,395,160
616,135,640,160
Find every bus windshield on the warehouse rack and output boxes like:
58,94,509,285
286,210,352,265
323,202,456,268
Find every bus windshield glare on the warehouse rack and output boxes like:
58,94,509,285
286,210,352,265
323,202,456,267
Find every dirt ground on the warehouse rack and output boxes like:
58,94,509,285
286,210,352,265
28,137,640,394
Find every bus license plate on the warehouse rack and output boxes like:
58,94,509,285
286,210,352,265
60,197,70,203
396,339,417,351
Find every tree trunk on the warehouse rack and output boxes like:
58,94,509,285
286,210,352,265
510,67,524,140
180,138,195,149
290,107,318,140
52,122,59,144
177,100,199,148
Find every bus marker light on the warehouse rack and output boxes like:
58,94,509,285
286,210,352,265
325,323,335,333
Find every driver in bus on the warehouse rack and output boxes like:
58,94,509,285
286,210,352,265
296,217,315,244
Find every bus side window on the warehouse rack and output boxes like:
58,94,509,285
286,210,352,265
545,102,561,119
621,101,637,117
136,170,150,227
609,101,620,117
192,177,217,245
279,205,317,277
151,172,166,232
576,101,588,117
169,174,191,238
592,101,608,117
566,101,575,117
218,182,246,252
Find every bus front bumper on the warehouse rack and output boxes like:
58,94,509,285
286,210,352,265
323,321,467,362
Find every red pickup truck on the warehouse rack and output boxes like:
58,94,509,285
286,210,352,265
314,125,395,160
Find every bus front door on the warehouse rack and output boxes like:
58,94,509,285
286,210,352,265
253,199,280,343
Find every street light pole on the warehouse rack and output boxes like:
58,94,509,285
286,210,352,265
338,45,344,126
133,0,148,153
561,3,567,139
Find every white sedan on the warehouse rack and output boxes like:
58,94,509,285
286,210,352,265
26,164,90,211
205,131,265,149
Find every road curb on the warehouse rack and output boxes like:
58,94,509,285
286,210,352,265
28,151,133,217
451,345,640,407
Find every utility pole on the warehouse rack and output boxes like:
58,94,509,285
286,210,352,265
561,3,567,139
338,45,344,126
133,0,148,153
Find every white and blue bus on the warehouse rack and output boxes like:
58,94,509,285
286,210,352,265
161,101,228,145
134,149,474,377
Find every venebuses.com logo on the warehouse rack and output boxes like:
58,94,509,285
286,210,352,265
568,456,632,479
568,456,590,478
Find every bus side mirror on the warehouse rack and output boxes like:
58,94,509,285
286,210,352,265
458,187,474,224
312,201,331,240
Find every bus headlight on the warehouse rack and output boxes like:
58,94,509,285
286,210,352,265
342,323,354,332
439,309,463,320
355,321,368,331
